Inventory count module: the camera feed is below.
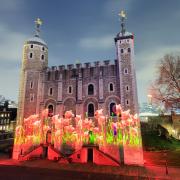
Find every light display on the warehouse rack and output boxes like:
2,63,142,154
13,104,143,165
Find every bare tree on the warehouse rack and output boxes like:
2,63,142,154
149,54,180,110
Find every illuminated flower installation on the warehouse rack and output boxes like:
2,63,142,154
14,104,141,155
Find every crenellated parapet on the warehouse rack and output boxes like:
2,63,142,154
44,60,117,81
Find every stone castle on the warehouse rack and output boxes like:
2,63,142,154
17,12,138,122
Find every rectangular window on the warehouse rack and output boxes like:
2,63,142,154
30,81,34,89
49,88,53,96
124,68,128,74
126,85,130,92
126,99,129,105
29,53,33,59
30,93,34,102
41,54,44,60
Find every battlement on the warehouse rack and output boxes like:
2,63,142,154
46,60,116,71
45,59,118,81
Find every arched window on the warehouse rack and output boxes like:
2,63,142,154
88,84,94,95
109,83,114,92
49,87,53,96
29,52,33,59
68,86,72,94
124,68,128,74
88,103,94,117
30,81,33,89
41,54,44,60
126,99,129,105
30,44,33,48
30,94,34,102
110,102,116,116
121,49,124,53
126,85,129,92
48,105,53,117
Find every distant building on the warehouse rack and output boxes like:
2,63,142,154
0,101,17,139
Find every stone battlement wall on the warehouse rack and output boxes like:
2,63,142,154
45,60,118,81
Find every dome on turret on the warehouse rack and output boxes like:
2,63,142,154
25,18,47,48
26,35,47,47
116,31,133,38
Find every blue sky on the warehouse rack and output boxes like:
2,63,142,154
0,0,180,105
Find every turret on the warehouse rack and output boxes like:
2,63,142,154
115,11,138,114
17,18,48,123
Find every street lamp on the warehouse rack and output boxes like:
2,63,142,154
147,94,152,105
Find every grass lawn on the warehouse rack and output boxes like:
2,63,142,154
142,131,180,151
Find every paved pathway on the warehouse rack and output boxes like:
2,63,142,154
0,158,180,179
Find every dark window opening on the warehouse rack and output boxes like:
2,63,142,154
48,105,53,117
124,68,128,74
126,100,129,105
87,148,93,162
128,48,131,53
30,96,33,102
88,103,94,117
30,44,33,48
30,53,33,58
110,103,116,116
88,84,94,95
49,88,53,95
121,49,124,53
69,86,72,94
126,86,129,91
41,54,44,60
42,46,45,51
110,83,114,91
30,82,33,89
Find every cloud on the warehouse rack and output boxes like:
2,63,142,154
0,68,19,102
0,0,22,11
0,24,27,62
0,23,27,101
79,34,114,50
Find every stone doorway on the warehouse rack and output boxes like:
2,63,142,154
87,148,93,162
88,103,94,117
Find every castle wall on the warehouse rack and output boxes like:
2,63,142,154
41,61,121,116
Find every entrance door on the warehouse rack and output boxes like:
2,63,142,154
87,148,93,162
88,103,94,117
42,146,48,159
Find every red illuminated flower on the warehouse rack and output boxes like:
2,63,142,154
95,109,103,119
65,110,74,119
41,109,49,118
115,104,122,115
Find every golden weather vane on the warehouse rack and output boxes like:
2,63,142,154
118,10,126,36
119,10,126,19
35,18,43,26
34,18,43,37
